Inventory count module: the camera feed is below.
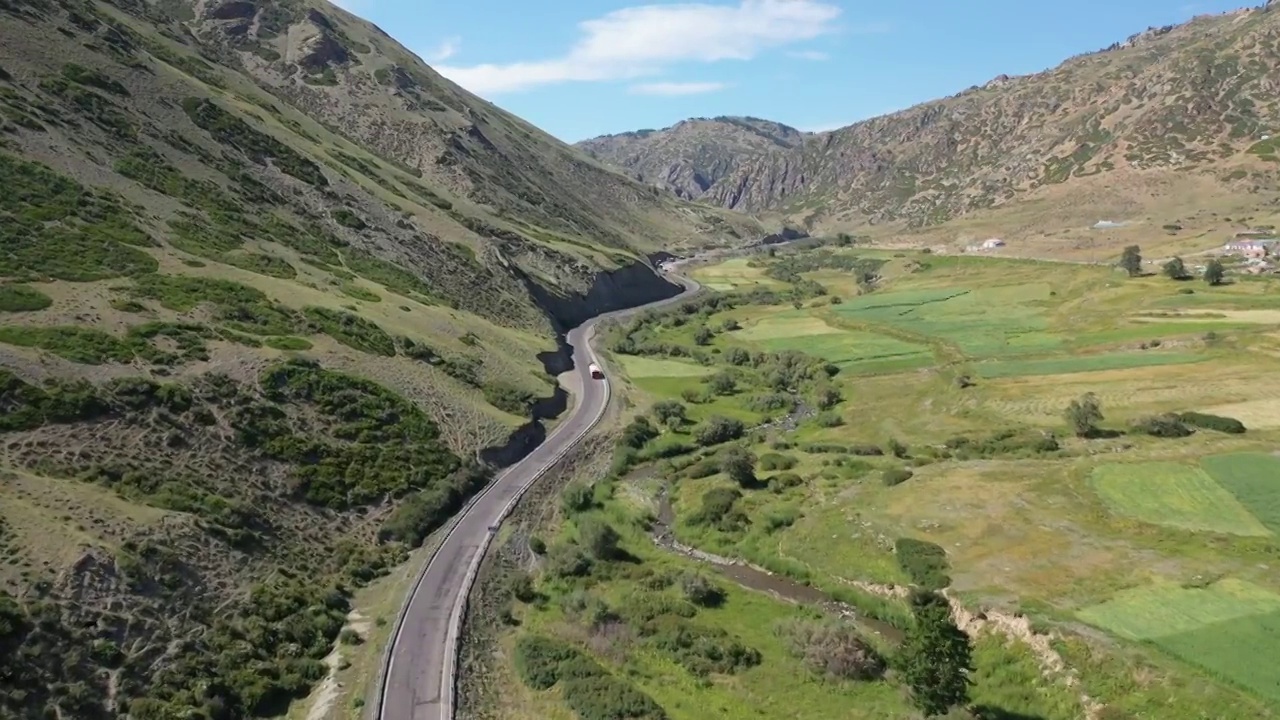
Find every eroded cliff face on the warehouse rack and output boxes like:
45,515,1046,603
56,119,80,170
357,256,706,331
525,260,684,336
476,259,684,468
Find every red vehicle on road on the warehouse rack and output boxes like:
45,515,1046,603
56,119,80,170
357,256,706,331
588,363,604,379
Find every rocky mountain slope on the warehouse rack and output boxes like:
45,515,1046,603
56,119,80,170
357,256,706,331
0,0,761,716
578,3,1280,236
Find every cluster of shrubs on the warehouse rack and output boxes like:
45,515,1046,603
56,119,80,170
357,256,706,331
776,616,887,681
513,636,667,720
932,430,1060,460
1130,411,1246,438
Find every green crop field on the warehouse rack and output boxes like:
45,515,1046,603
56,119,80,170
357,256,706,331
1202,453,1280,533
1078,580,1280,703
691,257,783,292
616,355,715,378
1090,462,1271,536
580,244,1280,718
973,351,1207,378
1157,611,1280,703
1077,579,1280,640
833,286,1060,358
734,312,846,341
763,331,932,368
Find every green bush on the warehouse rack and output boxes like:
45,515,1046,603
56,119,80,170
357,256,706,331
0,153,158,282
61,63,129,96
129,275,303,337
0,285,53,312
343,249,438,304
247,360,462,510
302,307,396,356
941,430,1059,459
689,487,747,531
757,452,797,471
768,472,804,492
776,617,886,680
40,76,136,138
339,282,382,302
620,416,660,449
882,468,914,487
545,544,593,578
747,393,796,413
181,97,328,187
694,416,745,446
814,411,845,427
263,336,313,351
223,252,297,279
331,208,366,229
561,674,667,720
0,326,139,364
1131,414,1193,438
561,483,596,513
679,573,725,607
644,616,761,676
895,538,951,589
483,384,538,416
378,464,488,546
513,635,581,689
1177,411,1246,434
0,370,110,432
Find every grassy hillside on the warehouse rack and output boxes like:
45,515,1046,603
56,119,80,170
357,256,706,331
0,0,762,716
578,4,1280,254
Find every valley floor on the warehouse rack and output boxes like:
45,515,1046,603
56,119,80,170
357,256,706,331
453,241,1280,720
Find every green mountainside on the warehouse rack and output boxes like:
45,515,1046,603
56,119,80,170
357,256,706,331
578,4,1280,235
0,0,761,716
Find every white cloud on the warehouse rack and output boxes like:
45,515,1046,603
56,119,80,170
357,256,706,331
788,49,828,61
629,81,728,96
425,36,461,63
435,0,849,95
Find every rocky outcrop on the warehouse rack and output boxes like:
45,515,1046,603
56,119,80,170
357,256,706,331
523,260,683,333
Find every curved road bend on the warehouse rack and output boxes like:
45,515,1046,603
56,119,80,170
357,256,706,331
376,271,699,720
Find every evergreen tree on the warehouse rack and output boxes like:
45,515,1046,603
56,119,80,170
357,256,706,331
1119,245,1143,277
1204,258,1226,286
1162,256,1188,280
719,445,757,488
895,590,973,717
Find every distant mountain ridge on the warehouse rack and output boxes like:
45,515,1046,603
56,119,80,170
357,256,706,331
576,3,1280,232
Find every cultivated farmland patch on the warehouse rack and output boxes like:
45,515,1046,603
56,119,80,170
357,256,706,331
735,313,846,341
972,351,1207,379
1077,579,1280,641
1201,453,1280,533
616,356,714,379
1078,579,1280,703
1090,462,1270,536
691,257,783,292
833,285,1058,358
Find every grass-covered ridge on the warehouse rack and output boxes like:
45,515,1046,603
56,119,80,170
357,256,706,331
0,0,758,714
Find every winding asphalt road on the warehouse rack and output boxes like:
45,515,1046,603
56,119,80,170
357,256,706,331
372,269,699,720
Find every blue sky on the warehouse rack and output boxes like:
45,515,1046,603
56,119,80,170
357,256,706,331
335,0,1253,142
